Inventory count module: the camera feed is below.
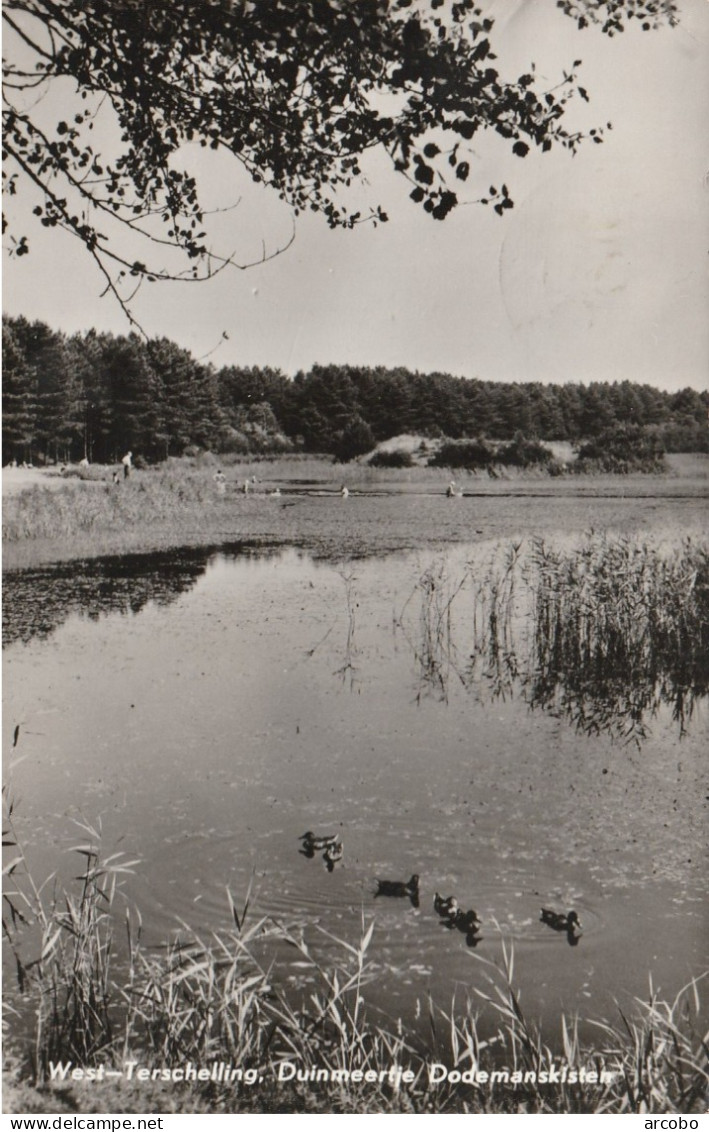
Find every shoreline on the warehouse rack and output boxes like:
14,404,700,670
3,455,708,573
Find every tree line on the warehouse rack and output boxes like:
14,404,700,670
3,315,707,466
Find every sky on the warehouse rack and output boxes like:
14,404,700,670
3,0,708,392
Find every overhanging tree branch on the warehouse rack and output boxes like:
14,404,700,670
2,0,678,326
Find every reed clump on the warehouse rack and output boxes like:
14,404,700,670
3,807,707,1115
395,559,469,702
400,536,708,742
523,536,709,742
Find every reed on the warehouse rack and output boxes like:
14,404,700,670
398,535,709,742
1,467,221,543
3,808,706,1114
395,558,470,702
523,535,709,742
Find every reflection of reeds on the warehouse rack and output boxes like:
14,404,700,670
469,543,523,702
524,537,709,743
333,570,359,689
3,820,707,1114
401,537,708,743
396,561,467,702
303,570,359,690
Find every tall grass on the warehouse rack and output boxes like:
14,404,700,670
0,459,456,546
2,466,227,543
3,802,707,1114
398,535,709,742
395,559,470,702
522,536,709,742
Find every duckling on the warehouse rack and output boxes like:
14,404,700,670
375,875,420,899
300,831,338,851
453,908,481,933
434,893,459,918
324,840,344,870
540,908,582,937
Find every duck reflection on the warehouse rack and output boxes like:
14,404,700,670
375,875,420,908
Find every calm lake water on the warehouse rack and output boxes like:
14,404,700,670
3,533,707,1040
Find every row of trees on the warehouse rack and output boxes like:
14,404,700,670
3,315,707,465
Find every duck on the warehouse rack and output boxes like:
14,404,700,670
300,831,338,852
340,485,349,498
324,840,344,869
375,875,420,899
452,908,481,933
540,908,582,937
434,893,459,918
446,481,463,498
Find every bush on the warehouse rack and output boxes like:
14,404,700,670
428,437,494,469
429,434,554,471
496,434,553,468
332,416,376,462
368,449,413,468
575,425,666,473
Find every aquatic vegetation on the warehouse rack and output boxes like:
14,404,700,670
3,812,706,1114
522,536,709,743
400,535,709,743
333,569,359,689
395,559,469,703
2,465,226,544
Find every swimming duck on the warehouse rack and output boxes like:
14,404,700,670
324,840,344,869
453,908,481,933
375,875,420,899
300,831,338,851
540,909,582,937
434,893,459,918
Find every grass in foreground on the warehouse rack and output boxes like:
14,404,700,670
3,806,707,1115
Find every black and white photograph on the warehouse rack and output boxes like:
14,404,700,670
2,0,708,1119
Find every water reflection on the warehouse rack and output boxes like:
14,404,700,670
521,539,708,742
401,537,709,744
374,875,420,907
394,560,469,703
3,535,706,1045
2,543,283,647
6,536,707,747
305,569,361,690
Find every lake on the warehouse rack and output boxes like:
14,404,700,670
3,524,707,1046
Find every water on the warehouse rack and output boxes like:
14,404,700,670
3,539,707,1040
